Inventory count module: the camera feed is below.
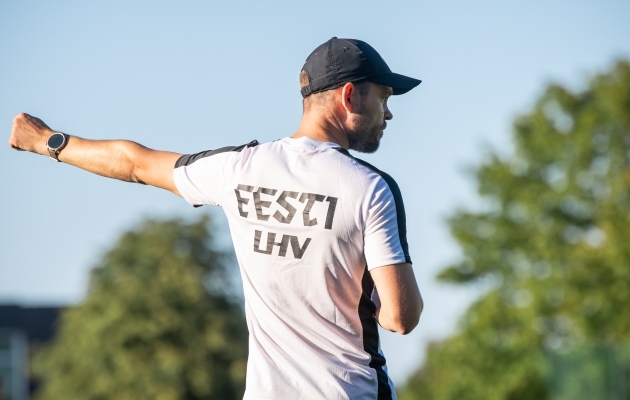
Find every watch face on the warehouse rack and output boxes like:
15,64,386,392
47,133,65,149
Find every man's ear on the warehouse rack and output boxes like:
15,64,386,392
340,82,356,114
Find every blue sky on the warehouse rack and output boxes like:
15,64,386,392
1,0,629,385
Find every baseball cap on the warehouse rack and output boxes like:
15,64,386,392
300,37,421,98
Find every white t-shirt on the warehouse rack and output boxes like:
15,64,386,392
173,136,411,400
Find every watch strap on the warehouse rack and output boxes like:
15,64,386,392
48,147,61,162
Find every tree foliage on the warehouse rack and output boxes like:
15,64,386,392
32,215,248,400
400,60,630,400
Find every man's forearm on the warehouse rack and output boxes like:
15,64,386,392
56,137,183,194
59,137,149,183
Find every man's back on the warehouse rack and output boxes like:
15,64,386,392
174,136,410,399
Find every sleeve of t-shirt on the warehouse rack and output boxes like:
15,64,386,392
172,147,240,207
363,174,412,271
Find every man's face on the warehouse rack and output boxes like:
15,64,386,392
347,83,393,153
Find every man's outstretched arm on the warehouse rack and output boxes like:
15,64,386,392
8,113,182,196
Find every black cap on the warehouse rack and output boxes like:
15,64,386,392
300,37,421,98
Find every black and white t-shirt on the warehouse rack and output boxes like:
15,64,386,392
174,136,411,400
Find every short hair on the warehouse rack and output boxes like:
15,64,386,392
299,70,370,112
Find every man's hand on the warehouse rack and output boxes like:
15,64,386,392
8,113,54,155
8,112,183,196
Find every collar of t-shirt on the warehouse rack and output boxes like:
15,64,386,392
280,136,343,152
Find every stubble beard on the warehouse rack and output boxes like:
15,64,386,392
347,114,384,154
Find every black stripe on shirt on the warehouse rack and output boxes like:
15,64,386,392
335,147,411,399
333,148,412,264
359,266,393,400
174,139,259,168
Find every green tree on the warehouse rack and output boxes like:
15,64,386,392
400,60,630,400
32,215,248,400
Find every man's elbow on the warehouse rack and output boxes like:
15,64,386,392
384,299,424,335
397,309,422,335
386,315,417,335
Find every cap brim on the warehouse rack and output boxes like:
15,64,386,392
370,73,421,95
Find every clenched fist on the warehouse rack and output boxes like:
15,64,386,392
8,113,54,155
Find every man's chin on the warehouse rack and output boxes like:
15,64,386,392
349,139,380,154
347,127,383,153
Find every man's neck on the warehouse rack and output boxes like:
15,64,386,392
292,111,349,149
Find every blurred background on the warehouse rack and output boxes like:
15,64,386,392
1,1,629,399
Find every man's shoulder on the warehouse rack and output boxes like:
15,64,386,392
331,148,402,192
174,140,260,168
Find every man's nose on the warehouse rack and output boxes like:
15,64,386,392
384,106,393,121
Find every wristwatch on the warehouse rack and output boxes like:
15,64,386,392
46,132,69,162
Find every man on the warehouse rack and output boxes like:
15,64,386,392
9,37,423,400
